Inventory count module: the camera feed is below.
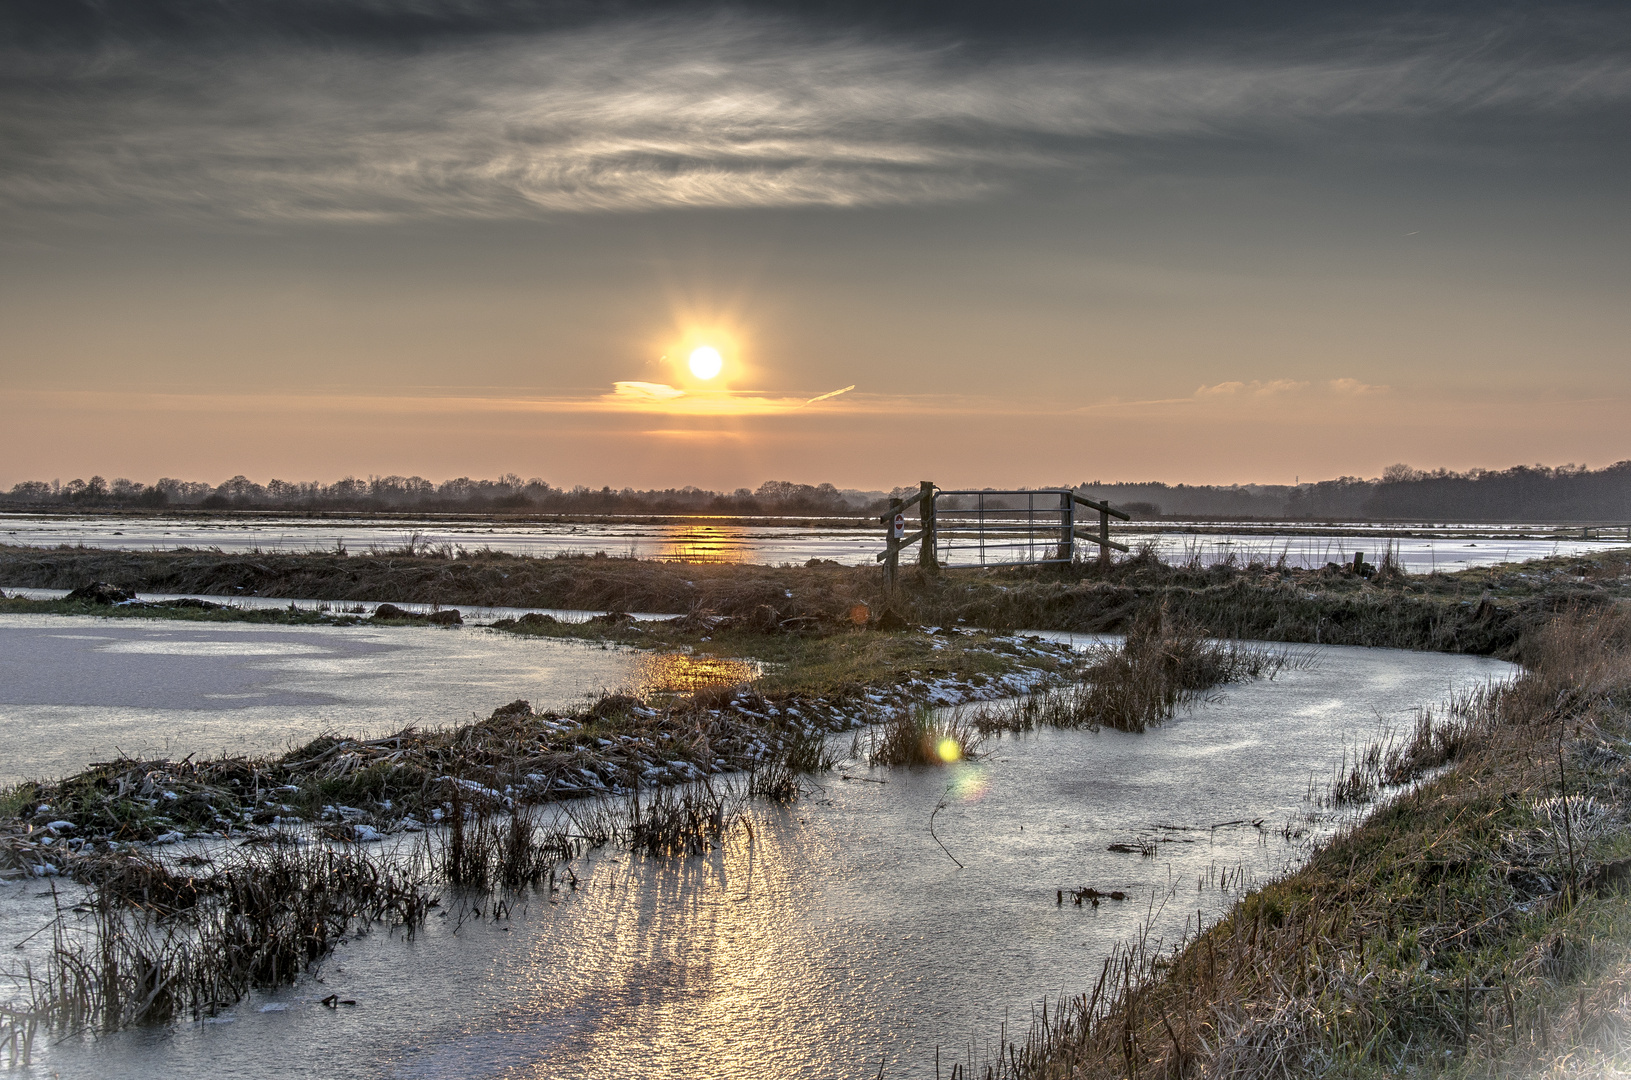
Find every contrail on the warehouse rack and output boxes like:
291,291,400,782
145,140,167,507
804,384,856,406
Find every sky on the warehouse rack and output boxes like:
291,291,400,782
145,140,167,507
2,0,1628,491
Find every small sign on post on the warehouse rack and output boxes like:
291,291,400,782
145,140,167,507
892,512,905,539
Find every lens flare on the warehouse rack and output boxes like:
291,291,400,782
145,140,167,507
935,737,963,763
688,346,723,380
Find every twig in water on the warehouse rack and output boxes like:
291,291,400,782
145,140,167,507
929,785,963,869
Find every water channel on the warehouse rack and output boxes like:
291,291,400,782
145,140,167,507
0,615,1513,1079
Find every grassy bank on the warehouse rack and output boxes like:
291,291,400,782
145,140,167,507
6,542,1631,651
1007,607,1631,1079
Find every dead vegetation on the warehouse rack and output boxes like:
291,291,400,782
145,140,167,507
971,606,1306,735
17,842,434,1034
8,769,797,1045
8,542,1630,652
863,704,987,766
979,606,1631,1079
2,626,1078,846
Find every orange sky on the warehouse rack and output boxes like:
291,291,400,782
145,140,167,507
2,5,1627,490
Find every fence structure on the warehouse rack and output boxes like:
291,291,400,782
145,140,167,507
876,481,1129,588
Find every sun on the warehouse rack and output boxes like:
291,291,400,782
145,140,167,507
688,346,723,380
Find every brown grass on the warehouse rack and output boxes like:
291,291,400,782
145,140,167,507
985,606,1631,1079
863,704,986,766
972,606,1307,735
9,542,1628,651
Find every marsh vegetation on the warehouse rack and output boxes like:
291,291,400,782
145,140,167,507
989,608,1631,1079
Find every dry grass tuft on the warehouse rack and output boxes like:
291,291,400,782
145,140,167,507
972,606,1306,736
864,704,985,766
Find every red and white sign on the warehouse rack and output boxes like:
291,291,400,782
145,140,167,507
892,513,906,538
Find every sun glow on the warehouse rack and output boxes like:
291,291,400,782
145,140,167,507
688,346,723,380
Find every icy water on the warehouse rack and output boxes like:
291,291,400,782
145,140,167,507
2,511,1622,572
4,644,1514,1079
0,616,643,784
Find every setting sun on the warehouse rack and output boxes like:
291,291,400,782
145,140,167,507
688,346,723,380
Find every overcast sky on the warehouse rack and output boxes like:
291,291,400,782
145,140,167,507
2,0,1627,489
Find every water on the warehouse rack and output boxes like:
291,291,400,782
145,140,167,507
5,643,1514,1079
0,616,644,784
2,511,1623,572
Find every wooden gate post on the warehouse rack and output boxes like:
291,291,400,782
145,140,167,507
886,496,902,593
1057,491,1073,564
918,481,938,574
1099,505,1111,568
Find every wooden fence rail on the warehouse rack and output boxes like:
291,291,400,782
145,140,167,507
877,482,1129,590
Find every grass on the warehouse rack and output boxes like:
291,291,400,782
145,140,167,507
8,542,1631,653
501,618,1073,699
862,704,986,766
971,606,1307,735
21,842,434,1033
10,544,1631,1071
13,769,803,1043
988,606,1631,1079
0,680,878,845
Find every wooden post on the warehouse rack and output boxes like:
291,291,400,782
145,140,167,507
1099,505,1111,568
1057,491,1073,564
886,496,902,593
918,481,938,574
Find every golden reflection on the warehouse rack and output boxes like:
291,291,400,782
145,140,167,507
653,524,748,564
513,801,824,1079
633,652,761,697
935,737,963,763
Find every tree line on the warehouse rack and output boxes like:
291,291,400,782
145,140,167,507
1074,462,1631,521
6,462,1629,521
0,475,891,517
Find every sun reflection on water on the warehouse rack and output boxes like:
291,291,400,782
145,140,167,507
509,803,830,1080
654,525,750,564
633,652,762,697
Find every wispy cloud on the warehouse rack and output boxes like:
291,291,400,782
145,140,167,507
1194,379,1309,397
612,381,687,402
2,12,1627,222
803,384,856,406
604,379,860,415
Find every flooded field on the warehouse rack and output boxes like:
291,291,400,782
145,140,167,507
2,639,1512,1079
0,616,644,784
2,512,1623,572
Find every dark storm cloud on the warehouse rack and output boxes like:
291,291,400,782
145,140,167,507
2,2,1627,221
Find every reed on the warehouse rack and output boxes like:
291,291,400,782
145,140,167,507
864,704,985,766
973,606,1307,735
22,841,433,1035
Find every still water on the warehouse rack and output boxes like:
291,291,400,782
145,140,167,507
0,616,643,784
2,511,1621,572
9,643,1513,1079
